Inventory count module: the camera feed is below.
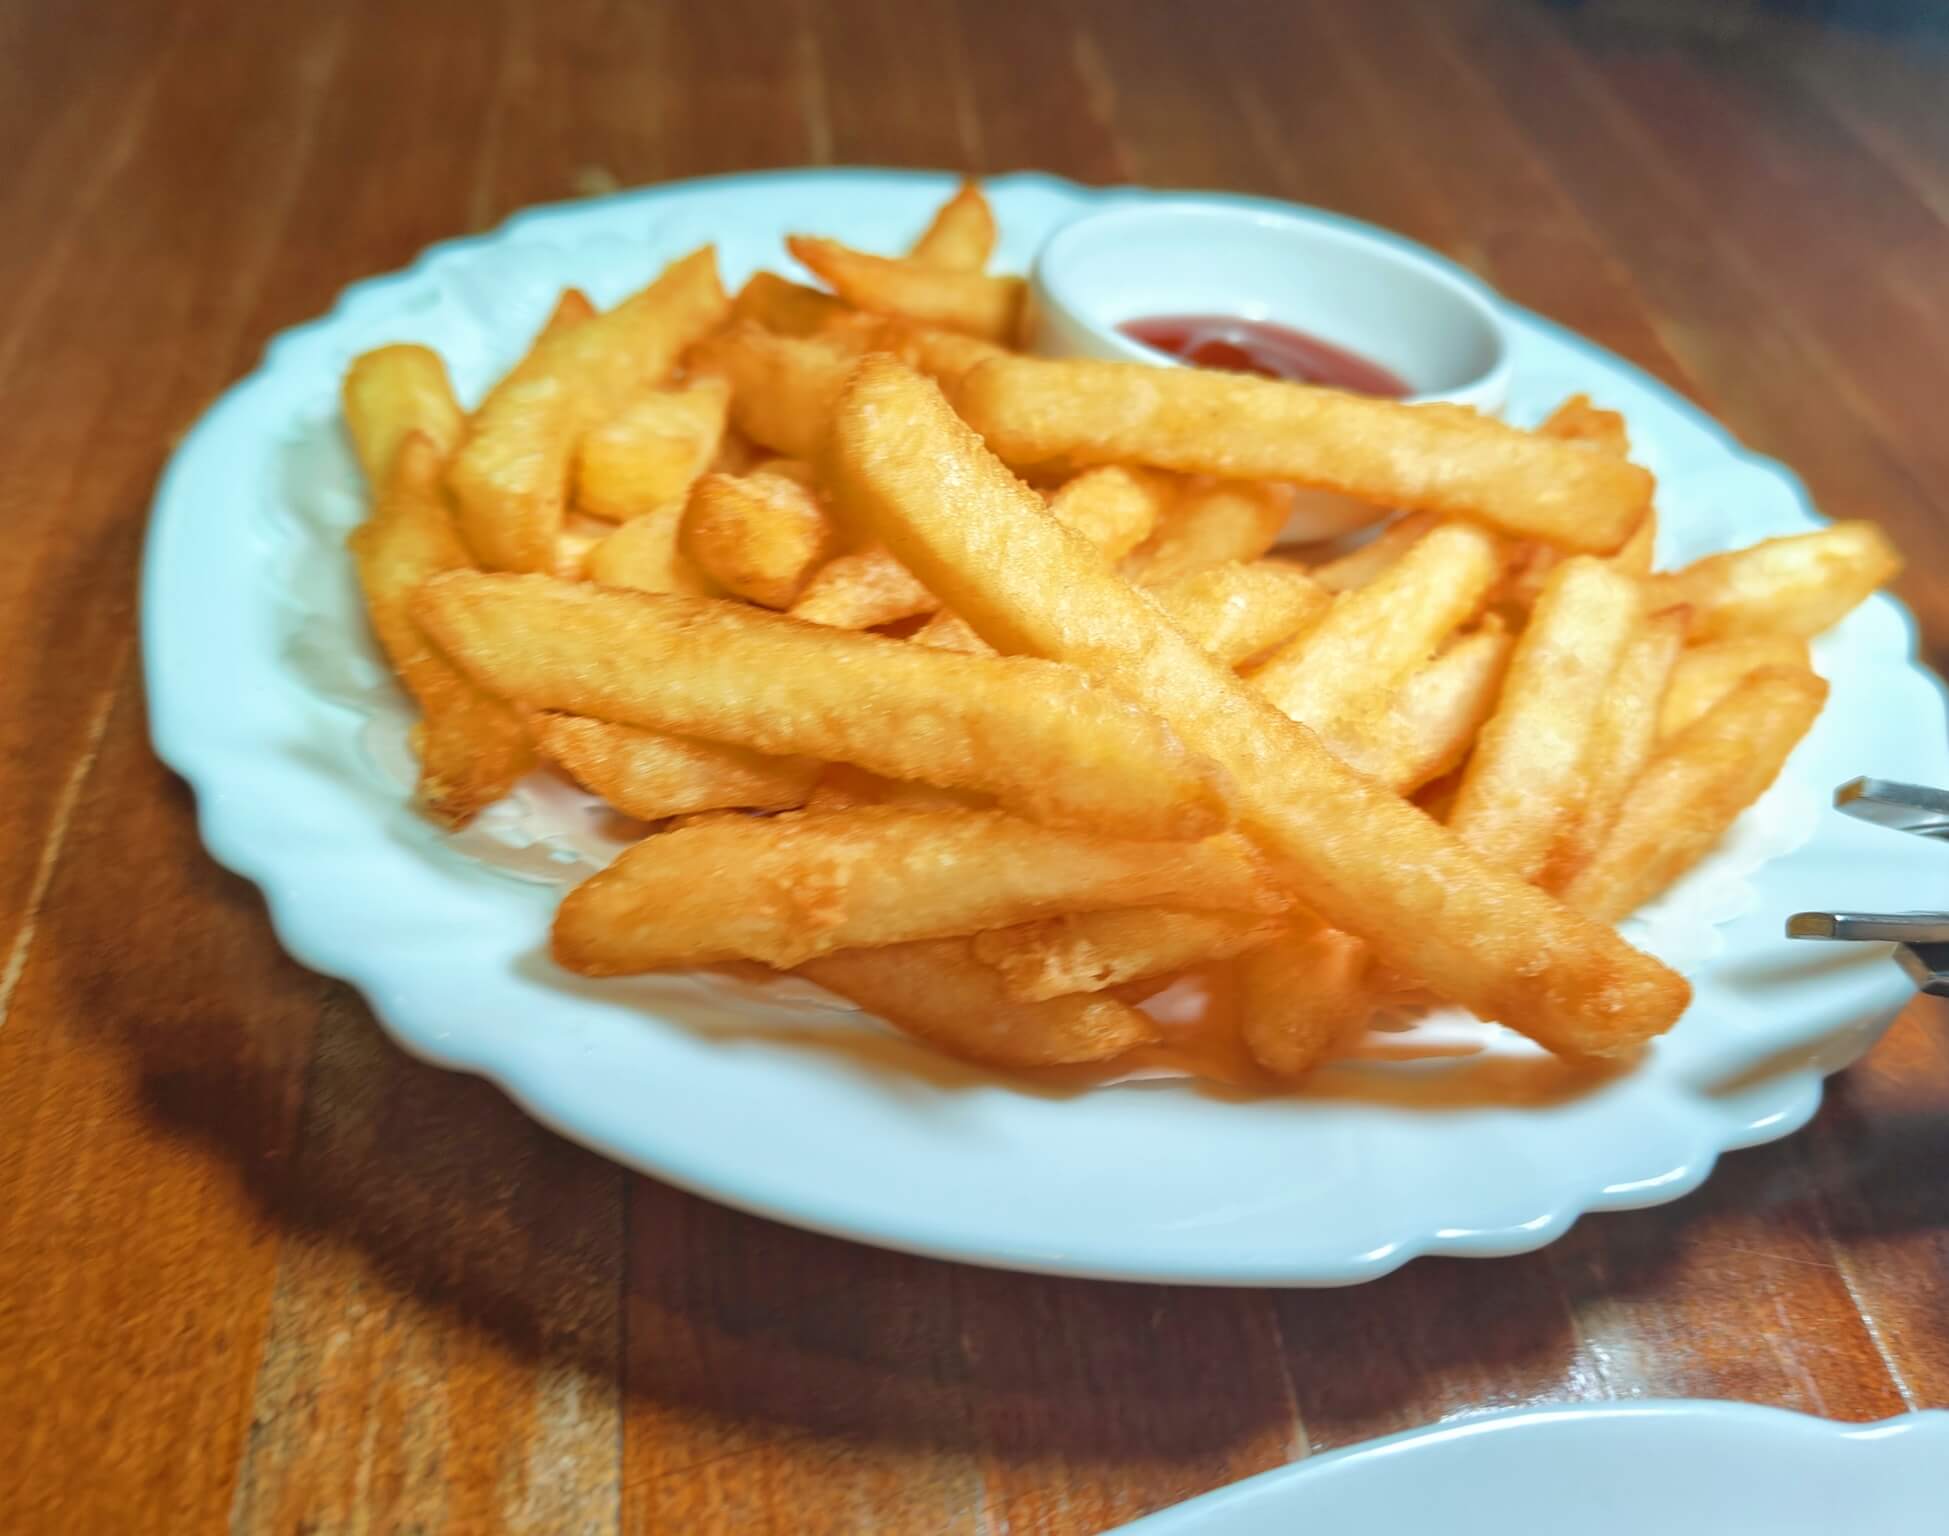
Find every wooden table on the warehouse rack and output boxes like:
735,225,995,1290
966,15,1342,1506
5,0,1947,1529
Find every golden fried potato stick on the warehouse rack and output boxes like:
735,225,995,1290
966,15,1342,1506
1565,667,1828,923
788,234,1024,343
1249,521,1500,739
1238,918,1375,1079
532,713,818,822
540,287,598,337
554,807,1286,973
1308,512,1439,593
1650,521,1901,641
414,573,1231,840
574,375,731,521
1447,556,1642,883
799,938,1161,1067
730,270,854,336
342,345,466,488
829,357,1688,1061
678,469,834,608
449,247,728,573
347,435,533,827
908,178,997,271
1538,393,1629,456
1323,620,1514,794
1147,560,1330,668
584,503,717,595
1546,608,1686,893
974,909,1282,1003
690,321,856,460
1609,506,1658,577
1118,479,1291,585
792,464,1167,630
954,356,1653,552
1659,632,1811,741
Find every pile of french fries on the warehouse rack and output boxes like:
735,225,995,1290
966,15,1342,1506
342,180,1902,1078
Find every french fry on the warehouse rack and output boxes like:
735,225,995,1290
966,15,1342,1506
973,909,1282,1003
1564,666,1828,922
1308,512,1438,593
449,246,728,572
908,178,996,270
532,712,818,821
1148,560,1330,668
954,356,1654,552
342,345,466,487
1323,620,1514,794
1238,918,1375,1079
1538,392,1629,456
1447,556,1642,883
1660,632,1811,741
789,234,1025,344
541,287,597,336
347,435,533,827
799,938,1160,1067
802,762,985,812
1610,507,1658,576
1650,521,1901,641
584,503,717,595
829,357,1688,1061
1546,608,1686,892
554,519,606,580
678,469,834,608
553,806,1287,973
689,321,855,460
413,572,1232,840
1118,479,1290,585
574,375,730,520
880,321,1012,389
1249,521,1501,739
730,270,854,336
791,465,1167,631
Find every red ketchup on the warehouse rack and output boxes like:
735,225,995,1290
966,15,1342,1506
1119,314,1411,397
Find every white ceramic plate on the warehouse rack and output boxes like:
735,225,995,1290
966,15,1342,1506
143,169,1949,1285
1110,1402,1949,1533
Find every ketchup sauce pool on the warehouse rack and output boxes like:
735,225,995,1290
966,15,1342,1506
1119,314,1411,397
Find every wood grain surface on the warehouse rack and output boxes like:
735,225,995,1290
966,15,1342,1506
3,1,1946,1531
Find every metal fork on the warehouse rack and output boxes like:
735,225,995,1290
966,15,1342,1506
1786,777,1949,996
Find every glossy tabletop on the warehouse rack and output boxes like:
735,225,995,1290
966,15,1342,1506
2,1,1947,1531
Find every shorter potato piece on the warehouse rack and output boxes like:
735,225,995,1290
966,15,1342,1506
1147,561,1330,668
1610,507,1658,577
974,909,1282,1003
908,178,996,270
1660,632,1811,741
689,321,857,460
730,270,854,336
880,321,1012,389
541,287,598,337
793,465,1167,631
348,434,532,827
342,345,466,487
584,503,717,595
553,807,1287,973
1565,666,1828,922
800,939,1160,1067
1322,620,1514,793
1250,521,1501,738
955,355,1653,551
679,470,833,608
1448,556,1642,882
1119,479,1290,585
1239,918,1375,1079
1650,522,1900,641
1547,609,1686,892
575,376,731,520
789,235,1025,343
1538,393,1629,456
534,713,818,821
1308,512,1438,593
450,245,728,573
414,574,1232,840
